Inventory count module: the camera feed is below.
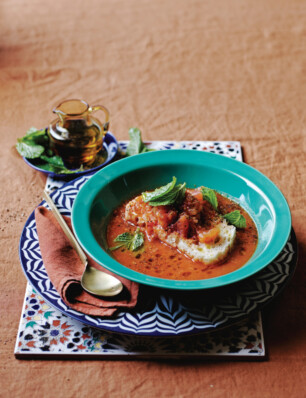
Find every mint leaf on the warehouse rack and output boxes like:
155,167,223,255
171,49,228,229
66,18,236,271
16,140,45,158
126,128,144,156
37,155,83,174
38,161,82,174
126,127,154,156
142,177,186,206
40,155,65,167
16,128,47,158
130,230,144,251
223,210,246,228
148,183,186,206
26,127,41,135
24,128,48,145
201,187,218,210
110,228,144,251
142,177,177,203
114,232,135,243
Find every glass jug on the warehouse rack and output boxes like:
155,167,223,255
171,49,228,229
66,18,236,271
47,99,110,168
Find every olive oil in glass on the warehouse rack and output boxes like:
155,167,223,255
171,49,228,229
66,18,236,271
48,99,110,169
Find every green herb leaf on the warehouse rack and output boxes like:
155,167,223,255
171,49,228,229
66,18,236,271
24,128,48,145
142,177,177,203
16,128,47,158
126,127,154,156
126,128,142,156
148,183,186,206
110,228,144,251
16,140,45,159
26,127,40,135
142,177,186,206
130,230,144,251
223,210,246,228
114,232,135,243
201,187,218,210
40,155,65,167
36,155,83,174
37,162,82,174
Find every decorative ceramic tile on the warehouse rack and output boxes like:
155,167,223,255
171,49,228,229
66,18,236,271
15,284,265,359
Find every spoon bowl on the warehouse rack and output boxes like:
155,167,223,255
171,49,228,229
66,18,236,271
42,190,123,297
81,266,123,296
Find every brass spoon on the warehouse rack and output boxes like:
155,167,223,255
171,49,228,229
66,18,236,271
43,190,123,297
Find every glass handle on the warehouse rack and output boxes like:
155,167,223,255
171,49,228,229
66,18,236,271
89,105,110,132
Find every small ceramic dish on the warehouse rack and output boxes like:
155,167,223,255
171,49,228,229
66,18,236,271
72,150,291,290
23,131,118,178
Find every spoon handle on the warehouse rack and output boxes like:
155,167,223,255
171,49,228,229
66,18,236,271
43,190,87,266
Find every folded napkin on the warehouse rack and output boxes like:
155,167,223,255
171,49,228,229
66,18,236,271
35,206,139,316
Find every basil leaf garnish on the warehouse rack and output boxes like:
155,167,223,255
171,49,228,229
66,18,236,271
201,187,218,210
223,210,246,228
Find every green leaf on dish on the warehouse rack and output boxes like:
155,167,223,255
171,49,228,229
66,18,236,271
223,210,246,228
16,127,48,159
16,127,85,174
142,176,177,202
110,228,144,252
201,187,218,210
16,140,45,159
142,176,186,206
126,127,154,156
40,155,65,167
37,160,83,174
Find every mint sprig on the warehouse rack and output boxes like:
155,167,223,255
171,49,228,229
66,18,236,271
110,228,144,252
126,127,154,156
201,186,246,228
142,177,186,206
222,210,246,228
201,187,218,210
16,127,47,159
16,127,84,174
142,177,177,203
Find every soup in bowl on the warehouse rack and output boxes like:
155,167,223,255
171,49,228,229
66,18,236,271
71,150,291,290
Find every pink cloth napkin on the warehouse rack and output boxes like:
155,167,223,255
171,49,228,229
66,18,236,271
35,206,139,316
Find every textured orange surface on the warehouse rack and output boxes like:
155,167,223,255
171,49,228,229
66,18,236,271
0,0,305,397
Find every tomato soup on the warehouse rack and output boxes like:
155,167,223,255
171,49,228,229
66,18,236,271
106,189,258,280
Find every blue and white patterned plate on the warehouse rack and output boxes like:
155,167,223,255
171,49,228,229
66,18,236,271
19,174,298,336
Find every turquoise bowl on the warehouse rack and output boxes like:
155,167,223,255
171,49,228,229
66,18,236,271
72,150,291,290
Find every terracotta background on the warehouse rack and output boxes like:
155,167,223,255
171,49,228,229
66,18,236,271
1,0,305,396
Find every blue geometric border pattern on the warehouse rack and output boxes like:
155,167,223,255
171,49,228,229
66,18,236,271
19,175,297,336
